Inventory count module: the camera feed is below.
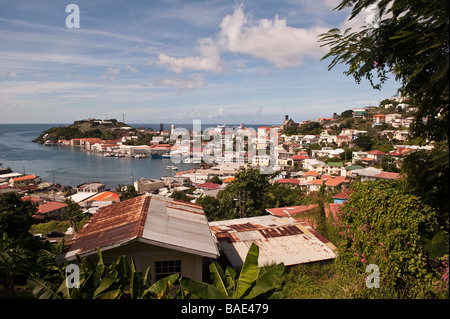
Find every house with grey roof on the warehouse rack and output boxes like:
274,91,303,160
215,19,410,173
57,194,219,283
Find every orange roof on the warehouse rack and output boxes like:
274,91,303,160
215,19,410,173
325,179,344,187
308,176,349,187
368,150,386,155
303,171,320,177
375,172,401,180
292,155,309,160
223,177,235,183
88,191,120,202
308,179,325,185
11,174,36,182
37,202,68,214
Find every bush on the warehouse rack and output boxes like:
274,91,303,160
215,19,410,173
335,180,442,298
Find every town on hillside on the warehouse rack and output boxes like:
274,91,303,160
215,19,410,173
0,95,441,288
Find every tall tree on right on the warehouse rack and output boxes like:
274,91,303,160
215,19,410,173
319,0,448,143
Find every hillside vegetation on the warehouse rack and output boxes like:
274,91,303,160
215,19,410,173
32,119,130,144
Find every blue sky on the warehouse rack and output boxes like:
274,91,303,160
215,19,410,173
0,0,400,125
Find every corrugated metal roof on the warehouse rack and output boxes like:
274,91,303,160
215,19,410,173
59,194,219,262
209,216,337,268
142,196,219,258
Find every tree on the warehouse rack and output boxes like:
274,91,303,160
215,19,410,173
0,192,37,238
63,199,84,233
354,133,374,151
0,233,31,291
381,154,399,172
209,175,223,185
179,243,288,299
401,147,449,230
196,195,221,221
262,183,304,209
340,109,354,118
117,184,138,201
216,167,274,219
320,0,449,143
170,190,190,202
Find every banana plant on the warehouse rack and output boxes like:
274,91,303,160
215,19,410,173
27,249,179,299
179,243,288,299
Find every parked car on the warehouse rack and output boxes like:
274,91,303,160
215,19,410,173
46,231,65,237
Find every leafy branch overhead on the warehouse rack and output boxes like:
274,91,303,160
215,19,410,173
319,0,449,143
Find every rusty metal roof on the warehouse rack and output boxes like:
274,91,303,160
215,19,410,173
209,216,337,268
59,194,219,262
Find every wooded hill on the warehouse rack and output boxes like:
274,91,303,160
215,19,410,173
33,119,131,144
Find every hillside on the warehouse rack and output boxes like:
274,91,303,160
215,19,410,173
33,118,132,144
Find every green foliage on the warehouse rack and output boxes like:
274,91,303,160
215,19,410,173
381,155,399,172
30,220,70,235
117,184,139,201
170,190,191,202
196,195,221,221
62,199,84,233
215,166,273,219
27,250,179,299
340,109,354,118
335,180,443,298
401,146,449,229
0,233,31,291
179,243,287,299
354,133,374,151
0,192,37,238
279,262,340,299
262,183,305,209
209,175,223,185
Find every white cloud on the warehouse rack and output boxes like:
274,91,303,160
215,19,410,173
156,5,329,73
218,5,329,68
124,65,139,73
157,38,223,73
0,71,18,79
102,67,121,80
157,73,206,89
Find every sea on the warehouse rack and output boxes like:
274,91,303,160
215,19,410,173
0,123,268,190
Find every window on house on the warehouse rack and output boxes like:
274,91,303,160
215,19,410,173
155,260,181,281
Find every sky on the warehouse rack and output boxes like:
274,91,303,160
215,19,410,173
0,0,401,125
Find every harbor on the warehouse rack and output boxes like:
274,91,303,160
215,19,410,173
0,124,201,189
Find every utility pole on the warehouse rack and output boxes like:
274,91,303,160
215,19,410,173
52,170,56,201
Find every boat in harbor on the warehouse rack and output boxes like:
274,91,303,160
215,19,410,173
150,153,171,159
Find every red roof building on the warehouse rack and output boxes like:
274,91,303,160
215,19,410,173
34,201,68,221
196,182,222,190
9,174,36,186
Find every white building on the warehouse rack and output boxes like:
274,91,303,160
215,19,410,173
302,159,326,173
